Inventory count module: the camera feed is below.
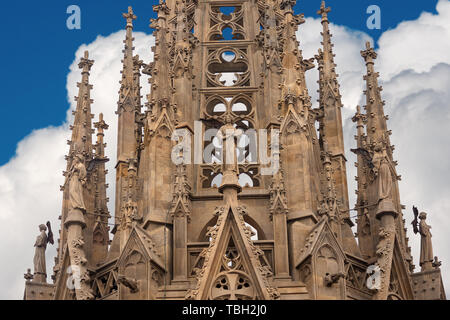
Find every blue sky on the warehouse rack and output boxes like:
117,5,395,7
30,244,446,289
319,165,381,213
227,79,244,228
0,0,438,165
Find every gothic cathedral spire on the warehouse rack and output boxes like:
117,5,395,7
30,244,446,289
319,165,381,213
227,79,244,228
315,1,349,212
114,6,143,237
54,51,95,281
315,1,360,257
26,2,445,301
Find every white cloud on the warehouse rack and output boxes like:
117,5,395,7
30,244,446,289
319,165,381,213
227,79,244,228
382,63,450,291
377,0,450,80
0,126,67,299
1,0,450,299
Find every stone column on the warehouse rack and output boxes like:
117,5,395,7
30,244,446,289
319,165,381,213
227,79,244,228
268,143,290,279
173,211,188,282
64,208,93,300
272,211,290,278
373,208,397,300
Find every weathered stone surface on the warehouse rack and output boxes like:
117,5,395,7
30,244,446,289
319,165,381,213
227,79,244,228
23,1,445,300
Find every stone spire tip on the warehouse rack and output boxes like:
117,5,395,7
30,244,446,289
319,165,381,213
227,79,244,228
78,50,94,71
318,0,331,19
123,6,137,25
361,41,377,62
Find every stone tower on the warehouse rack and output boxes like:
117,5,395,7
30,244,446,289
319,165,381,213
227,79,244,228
24,1,446,300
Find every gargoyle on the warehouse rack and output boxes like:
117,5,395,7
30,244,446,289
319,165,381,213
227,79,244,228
118,275,139,293
324,272,345,287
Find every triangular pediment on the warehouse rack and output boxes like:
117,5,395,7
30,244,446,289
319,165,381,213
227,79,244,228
172,51,191,77
118,87,137,113
295,217,346,268
170,196,190,217
386,237,414,300
280,105,307,136
322,82,339,106
148,108,174,140
54,244,76,300
270,194,288,214
93,218,109,245
186,205,279,300
265,49,282,71
117,225,166,272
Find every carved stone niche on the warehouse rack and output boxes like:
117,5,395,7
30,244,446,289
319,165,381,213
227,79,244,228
315,245,345,299
295,222,347,300
117,246,165,300
119,249,148,300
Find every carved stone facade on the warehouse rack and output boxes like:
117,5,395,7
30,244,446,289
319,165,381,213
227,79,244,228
24,1,445,300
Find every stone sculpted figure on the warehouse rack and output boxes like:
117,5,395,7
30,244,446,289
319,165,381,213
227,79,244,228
418,212,434,270
371,143,395,215
33,222,54,283
219,114,241,175
67,153,87,211
217,114,244,194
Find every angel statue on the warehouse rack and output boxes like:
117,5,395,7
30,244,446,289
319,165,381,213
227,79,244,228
33,222,54,283
67,153,87,211
412,206,434,271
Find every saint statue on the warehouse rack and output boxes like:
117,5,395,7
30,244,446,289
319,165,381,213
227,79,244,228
371,143,396,215
33,222,54,283
67,153,87,211
218,114,242,193
220,114,241,174
120,198,139,231
418,212,434,270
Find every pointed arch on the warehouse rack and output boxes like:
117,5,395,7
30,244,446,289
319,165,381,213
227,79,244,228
187,206,278,300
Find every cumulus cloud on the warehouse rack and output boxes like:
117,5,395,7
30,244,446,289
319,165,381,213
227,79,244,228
0,126,67,299
1,0,450,299
377,0,450,80
381,63,450,288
